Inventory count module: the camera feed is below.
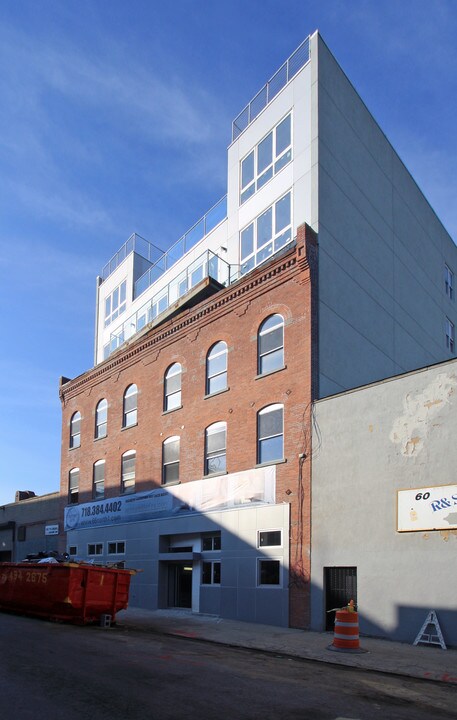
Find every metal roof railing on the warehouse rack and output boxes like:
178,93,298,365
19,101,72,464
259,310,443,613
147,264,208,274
232,36,310,142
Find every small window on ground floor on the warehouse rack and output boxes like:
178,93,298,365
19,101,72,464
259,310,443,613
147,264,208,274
88,543,103,556
68,546,78,556
257,559,281,586
202,561,221,585
258,530,282,548
108,541,125,555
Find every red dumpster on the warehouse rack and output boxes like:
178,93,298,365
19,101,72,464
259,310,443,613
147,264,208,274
0,562,135,624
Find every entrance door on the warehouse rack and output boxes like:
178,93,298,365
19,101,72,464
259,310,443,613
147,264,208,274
167,563,192,608
324,566,357,631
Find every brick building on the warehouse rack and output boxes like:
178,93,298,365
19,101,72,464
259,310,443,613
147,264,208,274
60,32,456,628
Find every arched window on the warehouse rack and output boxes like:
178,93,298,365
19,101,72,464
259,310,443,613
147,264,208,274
95,399,108,439
70,411,81,449
206,342,228,395
121,450,136,494
258,315,284,375
162,436,180,485
92,460,105,500
123,384,138,428
205,422,227,475
257,404,284,464
69,468,80,504
164,364,182,411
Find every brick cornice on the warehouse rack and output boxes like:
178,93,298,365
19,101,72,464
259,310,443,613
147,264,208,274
60,241,311,402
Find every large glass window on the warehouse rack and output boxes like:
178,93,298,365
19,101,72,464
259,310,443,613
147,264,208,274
95,399,108,439
121,450,136,494
445,264,454,300
164,364,182,411
92,460,105,500
257,404,284,464
104,279,127,328
205,422,227,475
240,114,292,204
162,436,180,484
123,384,138,428
69,468,79,504
240,192,291,276
258,315,284,375
70,411,81,449
206,342,228,395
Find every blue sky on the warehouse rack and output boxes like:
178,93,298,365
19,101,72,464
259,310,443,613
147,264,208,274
0,0,456,506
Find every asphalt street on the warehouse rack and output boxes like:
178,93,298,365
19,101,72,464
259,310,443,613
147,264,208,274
0,612,456,720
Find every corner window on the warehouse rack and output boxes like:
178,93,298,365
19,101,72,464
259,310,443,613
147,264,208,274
104,280,127,328
258,530,282,548
92,460,105,501
445,264,454,300
202,561,221,585
121,450,136,494
258,314,284,374
240,114,292,204
446,318,455,353
108,541,125,555
162,436,180,484
123,384,138,428
88,543,103,556
95,399,108,439
240,192,292,276
70,411,81,449
206,342,228,395
258,559,281,586
205,422,227,475
164,363,182,411
69,468,79,504
257,404,284,464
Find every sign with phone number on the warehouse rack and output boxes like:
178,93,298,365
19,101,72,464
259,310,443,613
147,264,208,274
397,484,457,532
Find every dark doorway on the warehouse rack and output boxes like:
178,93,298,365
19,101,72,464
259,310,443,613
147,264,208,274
324,566,357,631
167,563,192,608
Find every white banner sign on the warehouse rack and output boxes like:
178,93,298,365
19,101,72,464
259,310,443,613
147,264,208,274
45,524,59,536
397,484,457,532
65,466,276,532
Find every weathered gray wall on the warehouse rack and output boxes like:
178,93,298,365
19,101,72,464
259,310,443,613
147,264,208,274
316,34,457,398
0,493,61,561
311,357,457,645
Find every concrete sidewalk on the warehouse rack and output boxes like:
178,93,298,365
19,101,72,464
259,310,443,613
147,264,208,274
117,607,457,686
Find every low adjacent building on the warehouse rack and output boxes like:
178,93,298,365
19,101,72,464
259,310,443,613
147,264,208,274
0,491,61,562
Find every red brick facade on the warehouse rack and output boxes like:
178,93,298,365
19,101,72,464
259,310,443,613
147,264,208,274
60,224,317,628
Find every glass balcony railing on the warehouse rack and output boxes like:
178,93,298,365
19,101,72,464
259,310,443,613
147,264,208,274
104,249,230,360
101,233,163,281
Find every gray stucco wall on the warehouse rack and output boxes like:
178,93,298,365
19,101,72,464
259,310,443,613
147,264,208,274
311,357,457,645
316,34,457,398
0,493,61,562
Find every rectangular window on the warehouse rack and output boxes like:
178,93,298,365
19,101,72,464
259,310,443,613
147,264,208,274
104,280,127,328
258,530,282,548
205,423,227,475
88,543,103,556
162,437,180,484
68,546,77,556
202,561,221,585
17,526,26,542
202,534,221,551
92,460,105,501
258,405,284,464
240,192,292,276
121,451,136,494
240,114,292,204
258,559,281,586
446,318,455,353
445,264,454,300
108,541,125,555
69,469,79,505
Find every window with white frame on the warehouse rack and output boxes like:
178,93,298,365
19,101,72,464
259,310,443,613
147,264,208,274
108,541,125,555
123,384,138,428
88,543,103,556
445,265,454,300
257,559,281,586
92,460,105,501
257,404,284,464
164,363,182,411
446,317,455,353
202,534,221,551
121,450,136,494
162,436,180,484
104,280,127,328
240,114,292,204
205,422,227,475
258,530,282,548
258,315,284,375
202,561,221,585
240,192,291,276
206,342,228,395
95,399,108,439
70,411,81,449
68,468,79,504
68,546,77,556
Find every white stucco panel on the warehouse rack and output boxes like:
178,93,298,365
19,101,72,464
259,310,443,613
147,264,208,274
390,372,457,456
